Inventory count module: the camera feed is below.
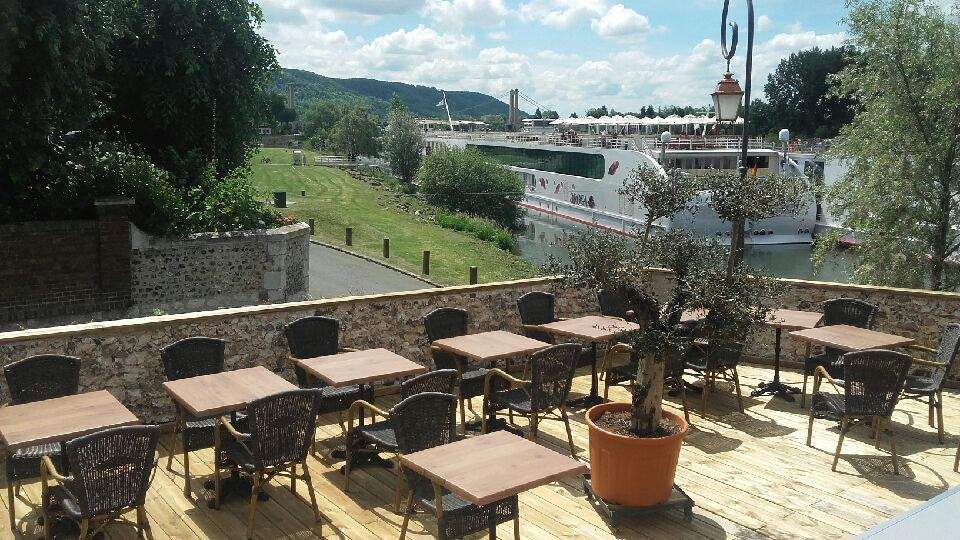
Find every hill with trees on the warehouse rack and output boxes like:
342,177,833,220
276,68,527,119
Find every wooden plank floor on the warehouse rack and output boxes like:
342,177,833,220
4,363,959,539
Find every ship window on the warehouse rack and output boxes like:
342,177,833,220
744,156,770,169
467,145,606,180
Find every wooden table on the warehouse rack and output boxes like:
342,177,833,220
0,390,139,451
536,316,641,407
162,366,296,418
401,430,586,535
789,324,915,352
752,309,824,401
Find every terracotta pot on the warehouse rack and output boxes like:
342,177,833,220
586,402,688,507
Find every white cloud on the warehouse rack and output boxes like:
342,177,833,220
786,21,804,33
317,0,425,16
518,0,606,29
423,0,509,29
757,14,773,31
487,31,509,41
591,4,651,37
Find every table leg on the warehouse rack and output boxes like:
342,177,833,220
567,342,604,409
206,412,269,506
751,328,801,401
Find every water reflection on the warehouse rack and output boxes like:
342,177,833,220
517,211,856,283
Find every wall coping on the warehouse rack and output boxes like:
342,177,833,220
0,277,559,344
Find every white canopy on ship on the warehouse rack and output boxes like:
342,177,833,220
549,114,743,126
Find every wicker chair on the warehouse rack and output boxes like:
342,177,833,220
425,308,494,430
40,425,159,539
597,288,632,320
3,354,80,530
801,298,879,407
901,323,960,443
482,343,581,456
806,349,911,474
160,337,227,496
602,343,689,422
395,392,519,540
684,339,746,417
517,291,592,367
344,369,460,511
214,389,326,539
283,316,372,446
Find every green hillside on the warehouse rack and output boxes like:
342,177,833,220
276,68,528,119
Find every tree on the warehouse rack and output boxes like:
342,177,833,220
764,46,856,139
417,146,525,230
481,114,506,130
748,98,777,137
619,166,700,247
542,110,560,119
817,0,960,290
327,102,381,160
100,0,279,185
534,108,542,119
586,105,609,118
300,100,343,150
384,99,425,183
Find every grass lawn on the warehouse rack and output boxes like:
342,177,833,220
249,147,535,286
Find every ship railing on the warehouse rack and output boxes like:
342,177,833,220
424,130,642,151
643,136,775,151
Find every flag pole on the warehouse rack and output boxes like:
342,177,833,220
442,91,454,131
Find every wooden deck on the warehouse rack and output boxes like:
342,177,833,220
4,363,959,539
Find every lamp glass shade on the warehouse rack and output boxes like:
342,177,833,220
711,72,744,122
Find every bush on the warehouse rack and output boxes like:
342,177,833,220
435,211,517,251
417,147,525,230
185,169,282,233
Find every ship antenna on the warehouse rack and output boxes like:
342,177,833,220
442,90,454,131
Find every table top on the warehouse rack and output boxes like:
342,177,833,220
679,309,709,324
0,390,139,451
767,309,823,330
162,366,297,417
400,431,587,506
789,325,915,352
296,348,427,387
537,316,641,342
432,330,549,362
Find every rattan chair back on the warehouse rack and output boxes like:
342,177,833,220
517,291,557,344
392,392,458,498
284,316,340,387
64,425,159,518
424,308,468,371
842,349,911,418
823,298,878,329
4,354,81,405
597,289,630,319
246,389,322,469
530,343,580,410
401,369,459,399
927,323,960,390
160,337,225,381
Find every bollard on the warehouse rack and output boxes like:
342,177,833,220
469,266,478,285
301,189,306,197
345,227,353,246
383,238,390,258
273,191,287,208
308,219,315,235
422,250,430,275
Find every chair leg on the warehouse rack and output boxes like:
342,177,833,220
246,472,262,540
954,438,959,472
873,417,881,449
806,409,815,447
603,377,610,400
343,440,353,492
832,418,850,472
394,455,404,514
137,505,148,537
887,418,900,475
676,377,689,423
928,397,935,427
514,511,521,539
213,450,222,510
528,414,539,442
302,460,322,530
561,407,577,457
459,397,467,434
732,367,744,413
183,449,191,497
936,391,945,444
700,374,711,417
166,433,176,471
399,492,415,540
79,519,90,540
508,408,514,425
7,481,14,532
801,373,808,409
290,462,298,494
482,398,491,434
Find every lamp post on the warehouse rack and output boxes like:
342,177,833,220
713,0,754,274
659,131,672,167
778,128,790,173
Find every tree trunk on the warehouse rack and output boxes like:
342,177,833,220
630,352,665,436
726,218,745,279
640,216,655,251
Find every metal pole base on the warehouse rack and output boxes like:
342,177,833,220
582,474,694,529
751,380,801,401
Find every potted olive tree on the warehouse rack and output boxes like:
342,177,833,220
546,164,805,507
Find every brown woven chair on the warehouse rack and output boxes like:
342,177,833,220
801,298,879,407
597,288,632,320
214,389,326,539
482,343,581,456
160,336,227,496
284,316,372,449
603,343,689,422
424,308,498,431
41,425,159,540
344,369,460,511
3,354,80,530
806,349,911,474
684,339,746,417
395,392,519,540
901,323,960,443
517,291,593,367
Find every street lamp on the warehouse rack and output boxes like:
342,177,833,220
659,131,672,166
711,72,744,123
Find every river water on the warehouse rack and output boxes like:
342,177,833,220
518,211,857,283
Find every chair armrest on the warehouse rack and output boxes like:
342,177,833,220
41,455,72,483
219,416,251,441
347,400,389,431
339,347,359,353
600,343,634,375
906,344,938,355
521,324,545,333
286,354,301,365
556,317,569,322
910,356,946,368
483,368,528,400
812,366,841,394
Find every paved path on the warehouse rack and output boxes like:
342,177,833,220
309,243,434,298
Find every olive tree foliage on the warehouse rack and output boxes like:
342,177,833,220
816,0,960,290
383,98,424,183
327,102,382,161
618,165,700,248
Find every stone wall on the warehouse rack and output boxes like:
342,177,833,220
0,278,589,424
128,223,310,316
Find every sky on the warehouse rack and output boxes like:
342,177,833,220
255,1,953,116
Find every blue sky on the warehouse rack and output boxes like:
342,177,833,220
256,1,861,115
